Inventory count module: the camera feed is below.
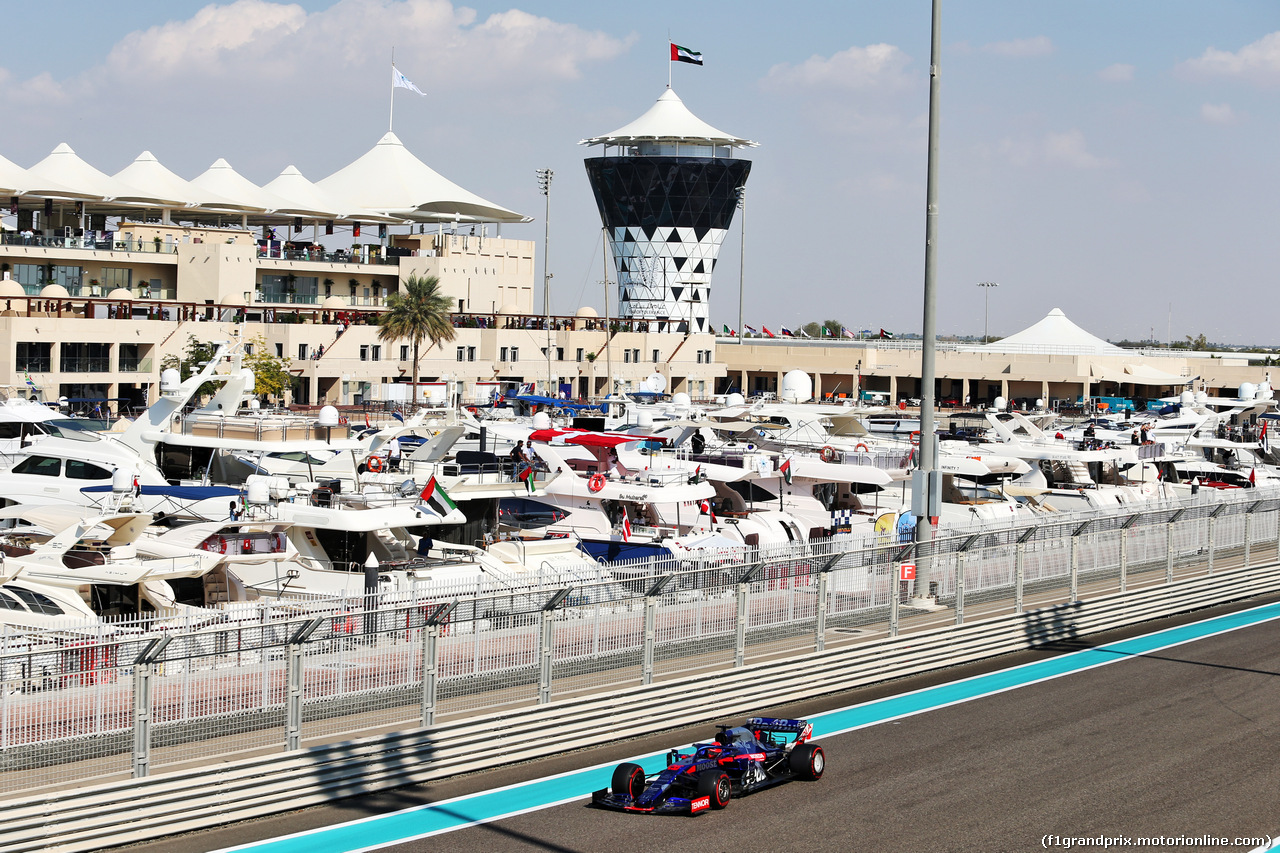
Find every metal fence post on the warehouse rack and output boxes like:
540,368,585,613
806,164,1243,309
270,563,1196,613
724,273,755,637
814,569,829,652
1207,515,1216,576
419,602,454,728
538,609,555,704
131,661,153,778
734,582,749,667
954,551,965,626
1070,534,1080,603
642,596,657,684
888,562,900,638
1015,541,1025,614
286,619,322,751
1244,510,1252,568
1119,529,1128,594
1166,520,1175,583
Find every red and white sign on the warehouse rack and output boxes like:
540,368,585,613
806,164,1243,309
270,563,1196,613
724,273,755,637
690,796,711,813
899,563,917,581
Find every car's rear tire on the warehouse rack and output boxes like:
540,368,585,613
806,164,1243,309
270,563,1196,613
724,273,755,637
697,770,732,809
789,743,825,780
612,762,646,799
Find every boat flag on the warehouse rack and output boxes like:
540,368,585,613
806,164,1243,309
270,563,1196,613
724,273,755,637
880,329,895,339
1262,420,1269,451
23,371,36,391
417,475,458,518
699,498,716,524
670,43,703,65
762,327,775,338
1250,467,1257,485
780,457,793,485
519,465,536,494
392,65,426,96
621,507,632,541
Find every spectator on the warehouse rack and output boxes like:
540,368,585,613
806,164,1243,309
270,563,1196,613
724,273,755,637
386,436,402,472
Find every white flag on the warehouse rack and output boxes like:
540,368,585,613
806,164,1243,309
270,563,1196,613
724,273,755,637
392,66,425,96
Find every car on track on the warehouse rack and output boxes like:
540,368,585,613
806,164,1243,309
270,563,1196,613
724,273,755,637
591,717,825,815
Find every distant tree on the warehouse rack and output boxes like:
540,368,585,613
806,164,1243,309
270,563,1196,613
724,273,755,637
1184,333,1211,351
243,335,293,401
377,274,457,407
801,321,823,338
822,318,845,338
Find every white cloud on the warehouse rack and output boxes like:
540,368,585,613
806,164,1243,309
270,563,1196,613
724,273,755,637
1097,63,1134,82
762,43,914,91
1179,31,1280,84
997,129,1113,169
1200,102,1238,124
982,36,1053,58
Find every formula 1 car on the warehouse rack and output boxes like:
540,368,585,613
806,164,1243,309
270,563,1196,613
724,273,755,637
591,717,824,815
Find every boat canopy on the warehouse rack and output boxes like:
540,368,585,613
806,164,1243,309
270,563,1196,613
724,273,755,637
528,428,668,448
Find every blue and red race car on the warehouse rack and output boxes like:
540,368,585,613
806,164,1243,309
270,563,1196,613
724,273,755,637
591,717,825,815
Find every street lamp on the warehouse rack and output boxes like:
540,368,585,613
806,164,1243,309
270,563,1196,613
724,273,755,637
977,281,999,343
536,169,554,396
736,186,746,344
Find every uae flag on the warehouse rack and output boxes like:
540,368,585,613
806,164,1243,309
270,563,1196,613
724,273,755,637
519,465,537,494
416,476,458,519
670,43,703,65
880,328,895,339
780,457,793,485
621,507,633,541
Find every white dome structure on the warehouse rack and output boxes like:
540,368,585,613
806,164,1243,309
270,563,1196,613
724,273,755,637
39,284,69,299
0,279,26,298
107,287,133,300
575,306,599,318
780,370,813,403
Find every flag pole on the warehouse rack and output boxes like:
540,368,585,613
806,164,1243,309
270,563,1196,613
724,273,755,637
389,47,396,132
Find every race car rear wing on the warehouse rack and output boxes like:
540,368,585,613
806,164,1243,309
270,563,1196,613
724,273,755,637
746,717,813,740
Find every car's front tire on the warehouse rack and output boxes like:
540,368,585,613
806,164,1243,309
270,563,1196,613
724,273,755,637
612,762,646,800
789,743,825,780
697,770,732,809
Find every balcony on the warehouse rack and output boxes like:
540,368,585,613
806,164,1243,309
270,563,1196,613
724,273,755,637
118,357,153,373
0,233,177,254
60,358,110,373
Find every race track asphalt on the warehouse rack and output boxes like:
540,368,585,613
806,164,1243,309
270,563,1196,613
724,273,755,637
116,597,1280,853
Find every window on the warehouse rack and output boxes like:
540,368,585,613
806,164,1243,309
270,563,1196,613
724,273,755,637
275,343,284,359
360,345,369,362
499,347,508,362
456,347,466,362
0,590,22,611
64,460,111,480
0,423,21,440
623,350,631,364
632,348,640,363
370,345,381,362
60,343,109,373
556,347,565,361
696,351,704,364
101,268,131,291
12,264,43,295
652,349,660,363
576,348,584,363
510,347,519,362
298,344,308,360
400,346,409,361
6,586,63,615
119,343,144,372
467,346,476,362
16,342,51,372
244,343,253,355
13,456,60,477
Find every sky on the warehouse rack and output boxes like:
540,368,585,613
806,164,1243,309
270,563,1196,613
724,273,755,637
2,1,1278,345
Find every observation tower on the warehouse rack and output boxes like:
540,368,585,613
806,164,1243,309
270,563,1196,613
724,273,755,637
580,88,756,334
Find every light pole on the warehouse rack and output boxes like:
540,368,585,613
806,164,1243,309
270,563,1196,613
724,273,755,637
736,186,746,344
978,281,998,343
536,169,553,396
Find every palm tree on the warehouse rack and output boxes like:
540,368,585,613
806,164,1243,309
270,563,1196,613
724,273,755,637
377,274,456,408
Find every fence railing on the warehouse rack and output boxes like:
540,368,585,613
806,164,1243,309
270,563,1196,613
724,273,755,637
2,485,1279,798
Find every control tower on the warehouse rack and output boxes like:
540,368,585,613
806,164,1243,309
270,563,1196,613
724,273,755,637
580,88,756,334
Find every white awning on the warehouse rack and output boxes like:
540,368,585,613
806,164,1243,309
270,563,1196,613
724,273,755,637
580,88,757,148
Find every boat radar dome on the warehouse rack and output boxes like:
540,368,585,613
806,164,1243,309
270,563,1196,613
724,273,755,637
1195,390,1209,406
532,411,552,430
160,368,182,394
636,410,655,428
671,391,691,409
1180,390,1195,406
317,405,340,427
780,370,812,403
1239,382,1257,401
1035,398,1046,410
112,467,134,494
726,392,745,407
993,396,1007,411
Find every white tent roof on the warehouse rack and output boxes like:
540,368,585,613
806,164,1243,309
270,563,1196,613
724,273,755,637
316,132,529,224
26,143,143,202
0,152,93,199
985,308,1125,355
1090,363,1191,385
580,87,757,148
263,164,401,224
189,159,299,215
113,151,258,211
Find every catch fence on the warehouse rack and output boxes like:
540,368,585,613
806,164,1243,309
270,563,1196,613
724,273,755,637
2,486,1279,798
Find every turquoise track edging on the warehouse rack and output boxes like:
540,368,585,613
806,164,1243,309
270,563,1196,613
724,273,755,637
217,599,1280,853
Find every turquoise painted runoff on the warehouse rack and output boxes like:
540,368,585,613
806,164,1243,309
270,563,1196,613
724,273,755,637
216,600,1280,853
